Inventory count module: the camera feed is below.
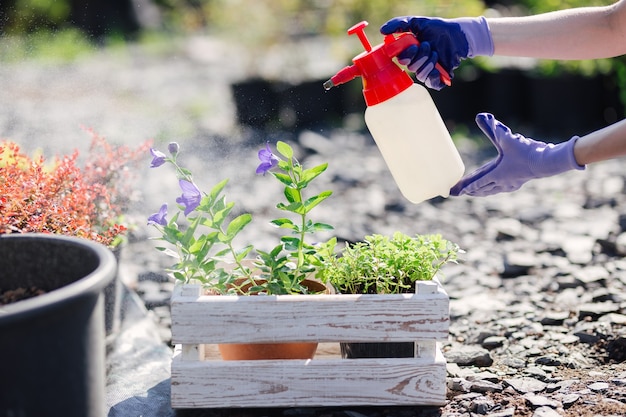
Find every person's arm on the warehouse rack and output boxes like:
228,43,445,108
574,118,626,164
450,114,626,197
380,0,626,88
489,0,626,59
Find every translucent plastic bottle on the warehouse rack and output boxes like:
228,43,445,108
324,21,465,204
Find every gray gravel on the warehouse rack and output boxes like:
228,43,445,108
4,36,626,417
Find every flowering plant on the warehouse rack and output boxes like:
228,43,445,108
147,141,334,295
0,130,151,247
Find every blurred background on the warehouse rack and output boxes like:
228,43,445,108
0,0,623,148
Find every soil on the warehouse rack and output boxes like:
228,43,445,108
0,287,46,305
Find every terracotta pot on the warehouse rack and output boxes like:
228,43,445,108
216,273,333,361
218,342,319,360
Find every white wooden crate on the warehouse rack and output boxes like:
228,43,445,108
171,280,449,408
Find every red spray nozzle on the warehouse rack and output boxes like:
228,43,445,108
323,65,360,90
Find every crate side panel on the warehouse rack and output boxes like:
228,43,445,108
171,293,449,344
171,354,446,408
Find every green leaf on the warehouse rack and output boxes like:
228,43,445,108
162,224,183,245
311,222,334,232
169,211,181,225
196,195,211,211
226,213,252,238
199,216,214,228
300,163,328,186
212,202,235,226
283,187,300,203
213,195,227,213
276,141,293,159
303,190,332,213
270,218,296,229
189,236,206,254
273,172,293,187
181,215,202,246
281,236,300,251
270,243,284,258
173,271,186,282
276,201,304,214
235,245,254,261
195,239,213,261
209,178,229,201
215,247,231,257
200,259,217,274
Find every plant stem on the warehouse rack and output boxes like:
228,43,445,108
292,162,307,283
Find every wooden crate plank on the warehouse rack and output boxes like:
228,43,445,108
171,348,446,408
172,292,449,344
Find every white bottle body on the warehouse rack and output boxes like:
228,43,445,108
364,83,464,204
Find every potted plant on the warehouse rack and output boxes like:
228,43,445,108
153,140,457,407
147,140,334,360
0,131,151,339
0,233,117,417
316,232,461,358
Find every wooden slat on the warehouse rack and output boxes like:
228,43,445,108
171,289,449,344
170,281,450,408
171,346,447,408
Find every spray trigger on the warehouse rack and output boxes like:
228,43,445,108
383,32,452,87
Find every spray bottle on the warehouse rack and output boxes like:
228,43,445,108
324,21,464,204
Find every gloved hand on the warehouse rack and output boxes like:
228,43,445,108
450,113,585,197
380,16,493,90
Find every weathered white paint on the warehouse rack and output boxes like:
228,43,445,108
170,279,449,408
171,346,447,408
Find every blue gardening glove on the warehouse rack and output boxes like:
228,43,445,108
450,113,585,197
380,16,493,90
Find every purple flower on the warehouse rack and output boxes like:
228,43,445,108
148,203,168,226
150,148,167,168
256,143,279,175
176,179,201,216
168,142,179,156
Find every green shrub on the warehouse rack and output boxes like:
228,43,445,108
317,232,461,294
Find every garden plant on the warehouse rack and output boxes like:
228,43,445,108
0,130,150,305
148,140,334,295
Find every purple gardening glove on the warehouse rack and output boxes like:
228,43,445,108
450,113,585,197
380,16,493,90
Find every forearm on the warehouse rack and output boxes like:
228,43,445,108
488,0,626,59
574,119,626,165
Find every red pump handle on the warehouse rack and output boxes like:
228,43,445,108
347,21,372,52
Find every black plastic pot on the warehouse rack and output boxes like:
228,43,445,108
0,234,116,417
104,246,123,344
231,78,279,128
340,342,415,358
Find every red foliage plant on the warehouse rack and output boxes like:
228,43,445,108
0,131,152,247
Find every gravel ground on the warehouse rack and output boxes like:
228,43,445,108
4,36,626,417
